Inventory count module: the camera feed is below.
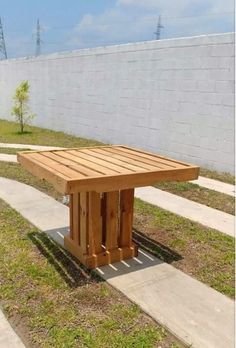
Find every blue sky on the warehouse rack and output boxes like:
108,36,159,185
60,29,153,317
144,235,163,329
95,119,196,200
0,0,234,58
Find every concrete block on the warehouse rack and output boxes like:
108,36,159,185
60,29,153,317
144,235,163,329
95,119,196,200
0,33,234,174
211,44,235,57
197,80,216,92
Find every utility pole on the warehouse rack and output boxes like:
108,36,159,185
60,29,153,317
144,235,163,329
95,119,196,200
154,15,164,40
0,17,7,59
35,19,42,56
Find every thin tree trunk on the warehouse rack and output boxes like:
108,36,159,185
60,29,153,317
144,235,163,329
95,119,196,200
20,101,23,133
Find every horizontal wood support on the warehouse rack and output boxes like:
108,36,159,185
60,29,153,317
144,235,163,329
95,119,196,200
66,167,199,194
65,236,138,269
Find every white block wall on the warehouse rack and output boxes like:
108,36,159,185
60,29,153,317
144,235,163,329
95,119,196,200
0,33,235,173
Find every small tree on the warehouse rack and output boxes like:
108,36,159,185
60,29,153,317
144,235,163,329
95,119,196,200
12,81,35,133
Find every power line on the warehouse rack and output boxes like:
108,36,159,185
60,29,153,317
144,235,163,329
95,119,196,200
0,17,7,59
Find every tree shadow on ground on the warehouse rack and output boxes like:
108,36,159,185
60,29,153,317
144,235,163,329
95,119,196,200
13,130,32,135
133,228,182,263
28,231,102,288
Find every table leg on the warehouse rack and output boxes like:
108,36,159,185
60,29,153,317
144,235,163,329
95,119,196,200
64,188,138,268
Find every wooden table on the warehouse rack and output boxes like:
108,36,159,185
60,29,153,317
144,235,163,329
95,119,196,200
18,145,199,268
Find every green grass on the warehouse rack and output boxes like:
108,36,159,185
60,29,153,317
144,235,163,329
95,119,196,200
200,168,235,185
0,147,31,154
0,119,103,147
153,181,235,215
0,120,234,298
0,199,182,348
0,162,61,201
0,161,234,299
134,199,235,298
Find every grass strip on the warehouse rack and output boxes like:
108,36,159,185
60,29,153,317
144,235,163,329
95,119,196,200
0,147,31,154
153,181,235,215
200,168,235,185
0,119,103,147
0,161,234,299
134,198,235,298
0,199,182,348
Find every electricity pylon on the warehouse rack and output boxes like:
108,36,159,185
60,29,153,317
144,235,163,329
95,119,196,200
0,17,7,59
35,19,42,56
154,15,164,40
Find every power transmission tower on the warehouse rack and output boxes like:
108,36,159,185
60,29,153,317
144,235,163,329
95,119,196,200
0,17,7,59
35,19,42,56
154,15,164,40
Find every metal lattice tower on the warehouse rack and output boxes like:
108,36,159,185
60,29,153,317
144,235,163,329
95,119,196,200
35,19,42,56
0,17,7,60
154,15,164,40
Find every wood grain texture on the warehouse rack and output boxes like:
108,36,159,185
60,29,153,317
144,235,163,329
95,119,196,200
104,191,119,251
18,145,199,193
88,191,103,255
120,189,134,248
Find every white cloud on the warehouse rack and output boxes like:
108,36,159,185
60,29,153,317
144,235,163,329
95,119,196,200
67,0,234,49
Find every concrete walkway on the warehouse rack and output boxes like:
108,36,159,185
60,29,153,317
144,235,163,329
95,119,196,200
0,154,17,163
0,309,26,348
191,176,235,197
135,186,234,237
0,142,63,151
0,177,234,348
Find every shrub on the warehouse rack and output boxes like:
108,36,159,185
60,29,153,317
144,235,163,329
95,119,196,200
11,80,35,133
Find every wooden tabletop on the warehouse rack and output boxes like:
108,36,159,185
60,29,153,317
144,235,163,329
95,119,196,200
17,145,199,193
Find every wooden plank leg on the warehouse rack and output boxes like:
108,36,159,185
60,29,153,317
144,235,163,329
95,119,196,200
88,191,103,256
80,192,88,255
69,194,73,240
66,188,138,269
69,193,80,244
119,188,134,248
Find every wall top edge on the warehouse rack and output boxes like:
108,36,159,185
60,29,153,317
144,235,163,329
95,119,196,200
0,32,234,63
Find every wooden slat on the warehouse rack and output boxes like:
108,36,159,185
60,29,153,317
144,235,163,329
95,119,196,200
18,145,199,194
72,193,80,245
17,153,68,193
121,146,191,168
26,152,82,179
80,192,88,255
43,151,101,177
66,150,124,175
64,236,138,269
104,192,119,251
88,191,103,255
69,194,73,240
101,193,106,245
100,147,164,170
119,189,134,248
109,146,172,169
73,149,134,174
86,148,146,172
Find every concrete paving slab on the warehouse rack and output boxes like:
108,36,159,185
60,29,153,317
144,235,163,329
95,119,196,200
46,227,234,348
0,154,17,163
191,176,235,197
0,142,63,150
0,309,25,348
135,186,235,237
0,177,68,231
0,177,234,348
99,256,234,348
